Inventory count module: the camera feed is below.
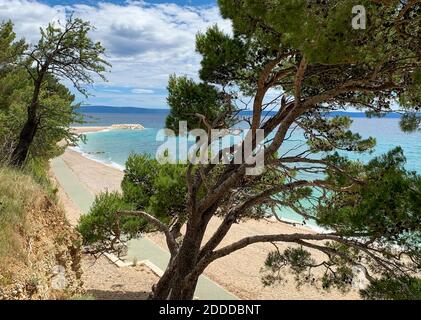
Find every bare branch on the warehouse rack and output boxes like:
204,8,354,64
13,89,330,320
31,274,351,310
208,232,341,265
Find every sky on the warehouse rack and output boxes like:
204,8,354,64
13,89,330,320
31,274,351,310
0,0,229,109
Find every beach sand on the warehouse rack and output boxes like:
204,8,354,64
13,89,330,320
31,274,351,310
71,124,144,135
71,126,111,134
81,255,158,300
55,126,360,300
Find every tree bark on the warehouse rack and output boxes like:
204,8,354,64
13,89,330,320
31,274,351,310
10,77,43,166
150,242,201,300
10,103,39,166
150,268,200,300
149,210,213,300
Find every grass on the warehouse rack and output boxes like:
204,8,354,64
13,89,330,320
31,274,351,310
0,165,44,270
70,294,95,300
24,157,58,200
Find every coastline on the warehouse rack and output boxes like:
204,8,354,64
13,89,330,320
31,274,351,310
57,126,359,299
71,126,111,134
71,124,144,135
69,145,126,172
70,125,135,171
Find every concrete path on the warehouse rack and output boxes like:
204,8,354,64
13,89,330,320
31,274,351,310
50,157,237,300
51,158,95,213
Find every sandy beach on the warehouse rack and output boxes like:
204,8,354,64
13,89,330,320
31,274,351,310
71,126,111,134
71,124,144,135
55,126,359,300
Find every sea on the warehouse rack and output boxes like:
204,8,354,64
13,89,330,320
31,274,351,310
74,106,421,227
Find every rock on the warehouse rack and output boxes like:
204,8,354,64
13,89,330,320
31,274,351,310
110,124,144,130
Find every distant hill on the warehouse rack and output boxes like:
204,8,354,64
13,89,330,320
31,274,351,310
78,106,403,118
327,111,401,118
238,110,402,118
78,106,170,114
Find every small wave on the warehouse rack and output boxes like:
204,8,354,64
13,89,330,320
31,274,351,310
69,146,125,172
272,216,330,233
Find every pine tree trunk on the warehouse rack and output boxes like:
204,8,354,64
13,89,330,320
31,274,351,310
11,109,38,167
149,221,207,300
150,258,201,300
11,79,43,167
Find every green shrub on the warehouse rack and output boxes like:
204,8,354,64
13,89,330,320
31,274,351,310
77,192,147,252
121,154,159,208
78,154,189,252
122,154,188,223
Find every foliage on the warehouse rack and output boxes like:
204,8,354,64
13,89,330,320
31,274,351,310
1,73,83,159
0,70,83,162
0,21,25,72
79,155,189,253
360,276,421,300
319,148,421,240
216,0,421,126
301,115,376,152
400,112,421,133
166,75,234,133
123,154,188,223
121,154,161,208
261,247,316,286
196,25,248,86
0,22,29,162
26,17,110,96
77,192,145,254
261,148,421,291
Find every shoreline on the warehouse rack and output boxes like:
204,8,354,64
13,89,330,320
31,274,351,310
69,145,126,172
56,127,358,299
71,126,112,134
71,124,145,135
70,125,136,171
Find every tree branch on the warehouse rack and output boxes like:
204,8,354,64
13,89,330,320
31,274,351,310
210,233,340,262
117,210,179,256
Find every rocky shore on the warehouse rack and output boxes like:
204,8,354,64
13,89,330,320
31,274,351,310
110,124,144,130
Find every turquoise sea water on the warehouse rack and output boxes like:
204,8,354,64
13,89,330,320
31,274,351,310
77,116,421,173
75,114,420,227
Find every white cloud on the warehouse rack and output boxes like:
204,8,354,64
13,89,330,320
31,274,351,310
132,88,154,94
0,0,66,43
101,88,123,93
0,0,232,107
